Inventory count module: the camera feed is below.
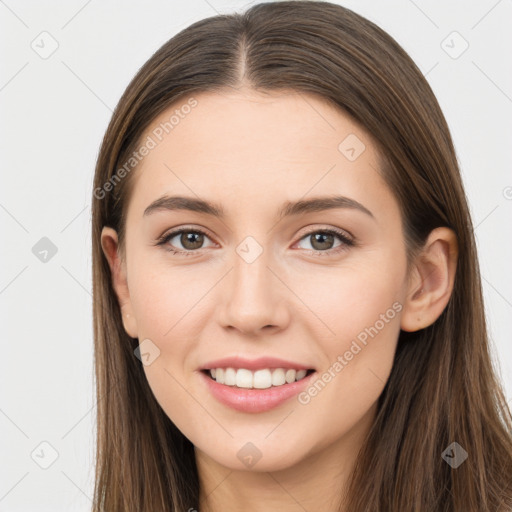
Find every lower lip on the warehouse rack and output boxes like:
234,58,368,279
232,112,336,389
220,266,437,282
199,370,316,413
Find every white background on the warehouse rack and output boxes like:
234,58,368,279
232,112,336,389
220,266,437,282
1,1,511,510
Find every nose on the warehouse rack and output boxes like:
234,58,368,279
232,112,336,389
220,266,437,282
217,247,290,336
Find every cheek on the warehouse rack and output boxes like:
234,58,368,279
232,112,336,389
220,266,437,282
292,254,404,408
128,260,204,339
305,277,401,406
292,255,405,344
128,266,205,433
294,284,402,453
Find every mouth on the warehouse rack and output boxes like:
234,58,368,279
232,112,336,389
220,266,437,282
197,356,317,412
199,366,317,413
201,367,316,390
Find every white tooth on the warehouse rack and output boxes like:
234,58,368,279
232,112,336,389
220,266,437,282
214,367,307,388
285,369,296,384
224,367,236,386
271,368,286,386
236,369,253,388
295,369,307,381
253,369,272,389
215,368,224,384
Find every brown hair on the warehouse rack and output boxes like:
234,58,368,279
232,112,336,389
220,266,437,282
91,1,512,510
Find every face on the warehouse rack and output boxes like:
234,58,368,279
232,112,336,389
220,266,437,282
104,88,412,472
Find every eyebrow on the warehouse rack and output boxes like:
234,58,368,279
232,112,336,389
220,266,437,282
143,194,374,219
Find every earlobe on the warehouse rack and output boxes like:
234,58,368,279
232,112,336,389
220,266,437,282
400,227,458,332
100,226,139,338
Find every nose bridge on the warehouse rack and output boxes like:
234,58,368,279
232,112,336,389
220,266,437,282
219,235,289,333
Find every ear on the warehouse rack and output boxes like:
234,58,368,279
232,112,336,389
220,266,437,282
400,227,458,332
100,226,139,338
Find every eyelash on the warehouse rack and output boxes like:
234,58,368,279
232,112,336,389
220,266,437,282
155,226,355,257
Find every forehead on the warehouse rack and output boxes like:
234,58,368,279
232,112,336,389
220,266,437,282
126,89,395,222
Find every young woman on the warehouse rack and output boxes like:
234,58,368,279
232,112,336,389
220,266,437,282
91,1,512,510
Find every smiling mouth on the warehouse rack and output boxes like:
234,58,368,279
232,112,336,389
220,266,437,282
201,368,315,389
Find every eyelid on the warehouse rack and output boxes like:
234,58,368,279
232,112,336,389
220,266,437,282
292,226,355,256
295,224,354,243
156,224,356,255
155,225,215,249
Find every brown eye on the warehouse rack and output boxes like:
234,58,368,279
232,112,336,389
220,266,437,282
295,228,354,256
179,231,205,250
309,232,335,251
157,228,214,254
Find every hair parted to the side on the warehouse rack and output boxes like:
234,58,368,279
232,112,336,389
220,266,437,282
91,1,512,510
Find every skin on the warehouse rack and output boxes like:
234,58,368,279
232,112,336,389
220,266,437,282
101,88,458,512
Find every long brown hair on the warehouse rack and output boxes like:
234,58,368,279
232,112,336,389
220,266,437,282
91,1,512,510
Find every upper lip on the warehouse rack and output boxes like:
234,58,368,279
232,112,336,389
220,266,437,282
199,356,314,372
